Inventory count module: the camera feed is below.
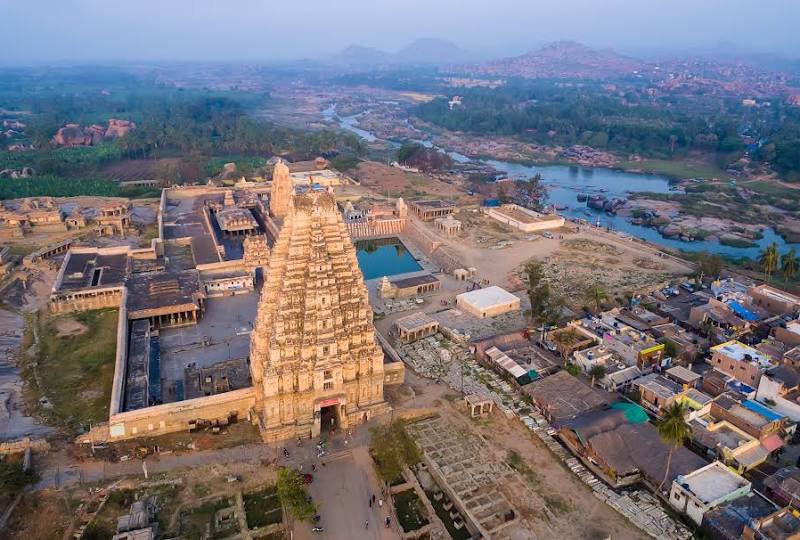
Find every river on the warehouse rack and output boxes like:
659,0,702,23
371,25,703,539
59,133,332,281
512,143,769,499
324,105,798,258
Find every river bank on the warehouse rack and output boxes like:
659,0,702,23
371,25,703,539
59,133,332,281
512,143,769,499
326,103,799,258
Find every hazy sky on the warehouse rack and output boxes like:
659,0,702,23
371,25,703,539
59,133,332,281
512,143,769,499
3,0,799,64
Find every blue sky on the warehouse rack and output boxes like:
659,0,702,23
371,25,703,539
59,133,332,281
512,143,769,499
2,0,798,64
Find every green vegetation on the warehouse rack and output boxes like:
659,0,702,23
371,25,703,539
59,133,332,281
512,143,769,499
583,282,609,313
0,175,119,200
180,497,238,540
393,490,429,533
369,420,422,484
619,158,733,180
415,80,800,179
719,237,757,249
24,309,118,432
425,490,471,540
244,487,283,529
329,154,361,172
276,468,316,523
204,156,268,177
656,402,692,492
0,460,38,496
759,242,781,281
396,142,452,172
523,261,564,330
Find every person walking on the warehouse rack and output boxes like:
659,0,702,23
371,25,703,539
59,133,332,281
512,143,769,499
385,516,391,528
364,520,369,529
369,498,373,508
378,498,383,508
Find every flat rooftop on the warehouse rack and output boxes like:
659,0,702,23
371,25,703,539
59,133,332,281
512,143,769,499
491,205,560,224
59,249,129,291
411,199,455,209
751,284,800,305
127,270,204,318
390,273,440,289
457,286,519,310
711,340,774,369
679,461,750,504
396,311,438,333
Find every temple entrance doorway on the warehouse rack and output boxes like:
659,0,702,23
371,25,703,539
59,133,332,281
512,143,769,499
320,404,338,434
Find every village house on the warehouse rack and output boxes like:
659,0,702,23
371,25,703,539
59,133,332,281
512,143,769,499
757,364,800,422
748,284,800,317
710,340,776,387
669,461,751,525
701,492,780,540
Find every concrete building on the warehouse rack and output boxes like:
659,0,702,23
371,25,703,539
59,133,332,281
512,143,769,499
757,364,800,421
711,340,775,387
484,204,565,232
456,286,520,318
634,373,683,414
669,461,751,525
748,284,800,316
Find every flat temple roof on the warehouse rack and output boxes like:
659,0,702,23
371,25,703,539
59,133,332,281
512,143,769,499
412,199,455,209
390,273,439,289
127,270,204,317
457,286,519,310
58,250,129,291
395,311,438,333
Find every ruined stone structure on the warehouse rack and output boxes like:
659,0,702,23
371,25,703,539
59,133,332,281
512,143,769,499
250,190,390,441
66,207,87,229
242,234,270,282
269,160,292,219
0,197,66,238
95,203,131,236
343,197,408,239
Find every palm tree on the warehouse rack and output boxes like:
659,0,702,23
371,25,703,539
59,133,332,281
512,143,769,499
584,283,608,313
781,248,799,288
588,365,607,387
656,402,692,493
759,242,780,282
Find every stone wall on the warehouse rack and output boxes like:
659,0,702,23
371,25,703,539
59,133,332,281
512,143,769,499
82,387,258,443
402,221,462,273
347,218,405,239
0,437,50,455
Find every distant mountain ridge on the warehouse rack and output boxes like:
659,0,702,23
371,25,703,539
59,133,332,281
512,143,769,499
329,38,474,66
468,40,648,79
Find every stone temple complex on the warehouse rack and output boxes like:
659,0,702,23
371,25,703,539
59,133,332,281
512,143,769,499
250,189,391,440
64,166,401,444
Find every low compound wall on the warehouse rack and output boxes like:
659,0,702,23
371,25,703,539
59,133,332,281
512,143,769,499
83,387,257,443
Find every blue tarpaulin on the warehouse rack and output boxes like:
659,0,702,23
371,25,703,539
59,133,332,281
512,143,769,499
728,300,759,322
742,399,784,422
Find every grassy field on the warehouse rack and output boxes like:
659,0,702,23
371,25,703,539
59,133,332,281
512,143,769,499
24,309,118,432
619,158,734,181
181,497,238,540
244,487,282,529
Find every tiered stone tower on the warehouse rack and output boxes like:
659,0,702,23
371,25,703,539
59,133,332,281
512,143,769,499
269,160,292,219
250,190,389,441
242,234,270,283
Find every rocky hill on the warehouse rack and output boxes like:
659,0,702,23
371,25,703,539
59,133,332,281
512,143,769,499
464,40,648,79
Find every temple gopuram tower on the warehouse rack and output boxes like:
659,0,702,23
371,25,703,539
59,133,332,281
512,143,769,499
250,189,389,441
242,234,271,283
269,159,292,219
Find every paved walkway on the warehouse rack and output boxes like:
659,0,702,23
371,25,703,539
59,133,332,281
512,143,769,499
294,447,401,540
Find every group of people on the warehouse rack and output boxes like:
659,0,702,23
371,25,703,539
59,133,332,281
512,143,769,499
364,493,392,530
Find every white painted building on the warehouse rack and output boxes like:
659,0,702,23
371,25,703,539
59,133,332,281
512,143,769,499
669,461,751,525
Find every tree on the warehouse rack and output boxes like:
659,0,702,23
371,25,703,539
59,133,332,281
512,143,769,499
276,467,317,522
781,248,799,288
524,261,563,339
759,242,780,282
588,365,607,387
696,251,723,282
656,402,692,492
583,282,608,313
369,420,422,484
0,461,38,496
